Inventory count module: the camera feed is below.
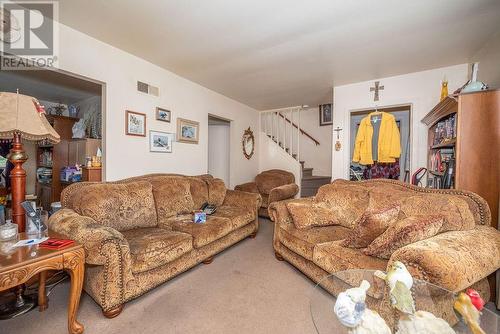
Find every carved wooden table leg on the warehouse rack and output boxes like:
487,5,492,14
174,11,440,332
63,249,85,334
38,271,48,312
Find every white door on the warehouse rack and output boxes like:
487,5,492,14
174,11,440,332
208,120,230,186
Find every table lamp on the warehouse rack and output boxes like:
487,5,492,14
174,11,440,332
0,91,60,232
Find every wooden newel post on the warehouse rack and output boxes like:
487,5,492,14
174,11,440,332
7,132,27,232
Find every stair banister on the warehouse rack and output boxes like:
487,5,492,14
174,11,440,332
297,106,300,161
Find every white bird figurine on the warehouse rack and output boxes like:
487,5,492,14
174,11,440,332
396,311,454,334
375,261,415,314
349,309,392,334
334,280,371,327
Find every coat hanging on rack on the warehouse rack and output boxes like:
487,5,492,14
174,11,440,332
352,111,401,165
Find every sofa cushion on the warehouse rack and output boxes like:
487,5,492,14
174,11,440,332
148,176,195,227
261,194,269,208
205,177,227,206
313,240,387,273
341,204,400,249
287,202,352,229
212,205,255,230
121,228,193,274
364,215,443,259
278,220,351,260
399,195,475,232
169,215,234,248
69,181,157,231
186,177,209,210
314,182,370,228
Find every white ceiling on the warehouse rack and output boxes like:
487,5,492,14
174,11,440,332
58,0,500,110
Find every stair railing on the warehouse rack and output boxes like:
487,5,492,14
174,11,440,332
261,106,320,162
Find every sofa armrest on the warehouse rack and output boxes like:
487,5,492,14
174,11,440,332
223,189,262,213
234,182,259,194
48,209,131,266
268,197,312,224
389,225,500,292
268,183,299,204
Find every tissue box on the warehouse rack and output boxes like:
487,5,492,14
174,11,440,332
194,211,206,224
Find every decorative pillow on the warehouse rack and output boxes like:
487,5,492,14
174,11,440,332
364,215,444,259
341,204,400,248
287,202,338,229
70,181,157,231
399,195,475,232
314,183,370,228
148,176,195,226
206,177,227,206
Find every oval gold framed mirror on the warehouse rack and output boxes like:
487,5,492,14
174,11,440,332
242,127,255,160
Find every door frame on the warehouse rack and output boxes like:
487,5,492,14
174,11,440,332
348,103,413,180
207,114,232,185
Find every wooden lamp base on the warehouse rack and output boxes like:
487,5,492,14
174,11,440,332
7,132,27,232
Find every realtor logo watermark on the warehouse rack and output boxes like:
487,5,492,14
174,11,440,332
1,1,59,70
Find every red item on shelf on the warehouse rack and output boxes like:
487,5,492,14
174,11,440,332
40,238,75,250
466,288,485,311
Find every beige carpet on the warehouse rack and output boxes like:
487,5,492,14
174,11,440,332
2,219,319,334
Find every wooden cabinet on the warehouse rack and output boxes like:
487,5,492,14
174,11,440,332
36,115,78,210
422,90,500,228
82,167,102,182
68,138,101,166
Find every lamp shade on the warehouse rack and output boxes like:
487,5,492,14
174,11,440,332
0,91,60,144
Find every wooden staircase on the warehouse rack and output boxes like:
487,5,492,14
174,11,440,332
299,160,331,197
262,108,331,198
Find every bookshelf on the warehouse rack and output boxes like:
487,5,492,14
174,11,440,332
422,90,499,229
36,115,78,210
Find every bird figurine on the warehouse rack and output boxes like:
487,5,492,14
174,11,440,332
349,309,392,334
454,292,486,334
334,280,371,328
396,311,454,334
466,289,485,312
375,261,415,315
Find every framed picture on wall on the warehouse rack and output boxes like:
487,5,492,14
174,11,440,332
177,118,199,144
125,110,146,136
150,130,174,153
319,103,333,126
156,107,171,122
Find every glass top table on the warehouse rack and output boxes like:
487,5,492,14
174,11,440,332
310,269,499,334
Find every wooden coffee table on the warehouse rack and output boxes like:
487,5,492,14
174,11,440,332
0,231,85,334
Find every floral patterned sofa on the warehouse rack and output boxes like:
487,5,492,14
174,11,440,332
270,179,500,326
48,174,261,318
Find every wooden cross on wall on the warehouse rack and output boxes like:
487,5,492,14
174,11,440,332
370,81,384,101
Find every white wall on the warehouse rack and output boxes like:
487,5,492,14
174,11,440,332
297,107,332,176
259,132,301,191
332,64,469,180
472,31,500,89
55,24,259,188
208,124,230,186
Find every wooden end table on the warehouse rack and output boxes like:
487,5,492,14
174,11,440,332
0,231,85,334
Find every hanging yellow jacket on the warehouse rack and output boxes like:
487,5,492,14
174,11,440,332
352,112,401,165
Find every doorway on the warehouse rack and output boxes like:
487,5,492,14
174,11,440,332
0,63,105,210
208,115,231,186
349,105,411,182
